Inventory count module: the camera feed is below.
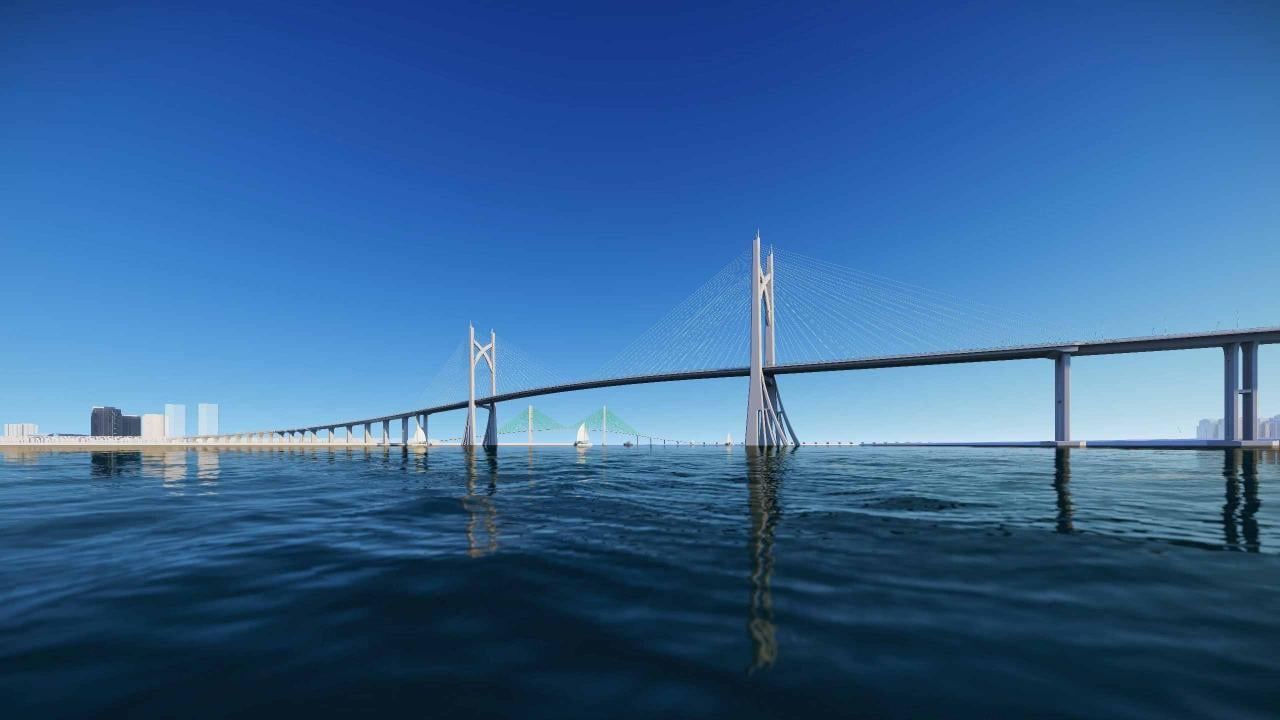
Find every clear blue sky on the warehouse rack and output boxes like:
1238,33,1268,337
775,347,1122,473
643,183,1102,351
2,1,1278,441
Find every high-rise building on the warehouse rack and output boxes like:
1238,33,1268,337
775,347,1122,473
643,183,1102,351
1192,416,1275,440
91,406,123,436
1195,419,1214,440
3,423,38,437
198,403,219,436
164,404,186,438
1261,415,1280,440
121,415,142,437
142,414,166,440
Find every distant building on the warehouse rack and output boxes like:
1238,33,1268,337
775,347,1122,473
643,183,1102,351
91,406,123,436
198,403,219,436
164,404,186,438
1193,415,1279,440
142,414,166,440
1195,419,1214,440
121,415,142,437
3,423,38,437
1262,415,1280,440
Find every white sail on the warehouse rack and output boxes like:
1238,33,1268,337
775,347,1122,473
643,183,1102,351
725,432,733,446
575,423,591,446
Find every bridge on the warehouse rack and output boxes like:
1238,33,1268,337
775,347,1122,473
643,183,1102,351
192,235,1279,449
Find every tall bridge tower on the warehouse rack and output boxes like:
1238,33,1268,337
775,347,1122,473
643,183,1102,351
745,233,799,448
463,324,499,449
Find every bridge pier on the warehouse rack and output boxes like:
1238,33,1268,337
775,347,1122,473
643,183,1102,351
363,422,372,447
1225,343,1241,441
1243,341,1259,441
463,325,498,450
483,405,498,449
1054,352,1071,443
745,233,796,447
401,417,409,446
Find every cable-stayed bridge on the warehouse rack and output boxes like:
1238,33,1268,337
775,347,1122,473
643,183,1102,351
192,235,1280,449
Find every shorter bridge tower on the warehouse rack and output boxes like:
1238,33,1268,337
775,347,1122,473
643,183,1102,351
745,233,799,448
463,324,499,450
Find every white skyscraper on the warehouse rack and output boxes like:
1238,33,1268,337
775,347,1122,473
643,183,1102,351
164,404,186,438
1195,419,1214,440
198,404,219,436
4,423,38,437
142,414,166,440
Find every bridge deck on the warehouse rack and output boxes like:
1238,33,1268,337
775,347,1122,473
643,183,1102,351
201,326,1280,438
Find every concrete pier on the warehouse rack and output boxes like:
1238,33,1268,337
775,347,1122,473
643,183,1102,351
1054,352,1071,443
1243,341,1259,441
1225,343,1241,441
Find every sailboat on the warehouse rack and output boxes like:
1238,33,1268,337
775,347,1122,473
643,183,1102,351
574,423,592,447
724,432,733,447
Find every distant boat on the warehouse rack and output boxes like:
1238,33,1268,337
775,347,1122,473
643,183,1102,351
622,441,634,448
574,423,592,447
724,432,733,446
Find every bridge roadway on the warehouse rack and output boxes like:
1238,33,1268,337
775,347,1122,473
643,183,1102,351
199,326,1280,442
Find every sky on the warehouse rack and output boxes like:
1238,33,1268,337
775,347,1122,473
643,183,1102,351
2,1,1278,442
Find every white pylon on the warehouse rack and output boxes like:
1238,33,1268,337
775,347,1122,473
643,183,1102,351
462,324,498,449
745,232,798,448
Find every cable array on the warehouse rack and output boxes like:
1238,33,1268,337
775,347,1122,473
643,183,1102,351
593,249,752,379
495,337,568,397
423,244,1056,406
772,249,1040,362
420,339,469,408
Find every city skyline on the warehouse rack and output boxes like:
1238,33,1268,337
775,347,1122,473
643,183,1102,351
1197,415,1280,441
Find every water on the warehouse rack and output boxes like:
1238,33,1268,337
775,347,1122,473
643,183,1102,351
2,446,1278,718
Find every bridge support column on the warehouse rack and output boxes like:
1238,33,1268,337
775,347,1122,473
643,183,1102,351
363,422,372,447
1243,341,1258,441
1055,352,1071,443
463,324,498,449
483,404,498,450
1224,343,1241,441
401,417,408,446
745,233,797,448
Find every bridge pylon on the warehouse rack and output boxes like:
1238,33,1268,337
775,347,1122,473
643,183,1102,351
745,233,799,448
462,324,499,450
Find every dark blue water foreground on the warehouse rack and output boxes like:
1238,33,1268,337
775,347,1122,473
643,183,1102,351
2,447,1278,718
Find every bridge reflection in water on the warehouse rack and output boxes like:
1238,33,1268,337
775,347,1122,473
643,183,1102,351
1223,449,1263,552
462,450,500,558
745,449,786,673
1051,447,1269,552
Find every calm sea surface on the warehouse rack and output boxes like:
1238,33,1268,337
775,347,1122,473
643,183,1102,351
2,446,1278,718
